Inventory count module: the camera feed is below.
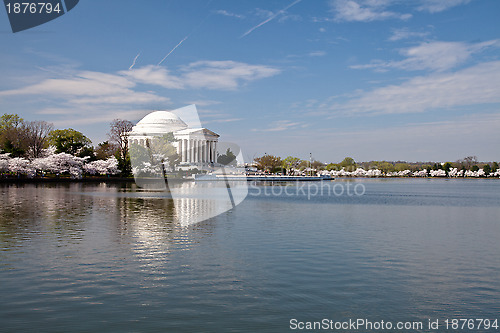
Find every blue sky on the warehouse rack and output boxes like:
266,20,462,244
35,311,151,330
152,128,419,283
0,0,499,162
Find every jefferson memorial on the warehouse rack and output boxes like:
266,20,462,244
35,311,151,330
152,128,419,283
128,109,219,167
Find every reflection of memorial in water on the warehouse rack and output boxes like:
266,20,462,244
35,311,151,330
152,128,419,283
87,184,218,264
169,181,247,227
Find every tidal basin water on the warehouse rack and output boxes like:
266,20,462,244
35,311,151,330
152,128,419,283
1,179,499,332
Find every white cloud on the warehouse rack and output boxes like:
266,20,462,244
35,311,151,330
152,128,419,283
185,100,222,107
0,69,168,105
252,120,303,132
329,0,412,22
417,0,471,13
336,60,500,115
0,61,280,103
0,60,280,129
213,10,245,19
308,51,327,57
203,117,244,124
351,40,500,72
120,65,184,89
48,109,150,127
180,61,280,90
388,27,430,41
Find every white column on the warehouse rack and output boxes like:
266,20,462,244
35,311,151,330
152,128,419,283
200,140,204,163
198,140,201,163
188,139,192,163
213,141,217,163
201,140,205,163
195,140,199,163
182,139,188,162
191,139,195,163
204,141,209,163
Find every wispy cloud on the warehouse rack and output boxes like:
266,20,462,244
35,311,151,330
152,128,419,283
179,60,281,90
203,117,244,124
240,0,302,38
388,27,430,41
213,9,245,19
120,65,184,89
351,39,500,72
0,69,167,105
334,60,500,115
329,0,412,22
308,51,327,57
328,0,471,22
185,100,222,107
1,60,281,107
0,59,281,130
252,120,303,132
417,0,472,13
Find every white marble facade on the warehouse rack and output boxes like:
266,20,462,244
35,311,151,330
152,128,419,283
128,110,219,166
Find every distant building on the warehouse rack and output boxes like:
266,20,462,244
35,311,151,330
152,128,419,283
128,111,219,166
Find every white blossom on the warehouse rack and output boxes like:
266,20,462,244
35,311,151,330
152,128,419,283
83,157,120,175
430,169,447,177
413,169,428,177
8,157,35,177
365,169,382,177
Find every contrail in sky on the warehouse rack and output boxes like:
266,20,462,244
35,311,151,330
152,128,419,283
240,0,302,38
129,52,141,70
157,35,189,66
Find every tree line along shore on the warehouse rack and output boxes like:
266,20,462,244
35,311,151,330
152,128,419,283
1,113,498,180
251,155,500,178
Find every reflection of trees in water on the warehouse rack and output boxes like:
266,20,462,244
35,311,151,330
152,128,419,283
0,182,218,267
0,183,94,248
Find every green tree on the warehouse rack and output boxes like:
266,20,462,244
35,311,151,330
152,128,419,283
254,154,282,173
326,163,339,171
340,157,356,171
442,162,453,176
492,162,499,173
378,161,395,173
471,165,479,172
395,163,410,172
0,113,23,132
148,134,180,170
95,141,119,160
48,128,92,155
0,114,26,157
483,164,491,175
217,148,237,166
282,156,301,174
311,160,325,171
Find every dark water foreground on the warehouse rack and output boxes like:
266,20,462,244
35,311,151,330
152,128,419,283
1,179,499,332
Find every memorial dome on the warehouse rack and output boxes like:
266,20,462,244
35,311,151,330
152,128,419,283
131,111,188,135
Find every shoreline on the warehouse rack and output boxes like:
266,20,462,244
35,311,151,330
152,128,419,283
0,176,498,184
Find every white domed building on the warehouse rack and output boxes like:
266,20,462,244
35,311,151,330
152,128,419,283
128,106,219,167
